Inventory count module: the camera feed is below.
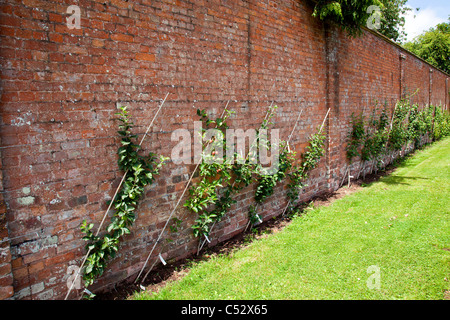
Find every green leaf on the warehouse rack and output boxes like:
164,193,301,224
80,104,168,287
85,264,93,274
121,140,131,146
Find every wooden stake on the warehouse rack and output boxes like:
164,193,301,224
348,169,353,188
319,108,331,134
339,165,349,188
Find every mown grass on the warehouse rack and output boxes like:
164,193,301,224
133,137,450,300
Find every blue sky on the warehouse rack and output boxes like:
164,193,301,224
403,0,450,42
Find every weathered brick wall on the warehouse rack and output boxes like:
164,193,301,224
328,28,450,182
0,0,448,299
0,149,14,300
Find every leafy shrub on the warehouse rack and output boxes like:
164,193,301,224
346,112,365,161
433,106,450,141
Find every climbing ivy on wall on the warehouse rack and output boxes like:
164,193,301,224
184,103,328,238
432,106,450,141
360,105,389,163
252,105,291,205
250,109,328,226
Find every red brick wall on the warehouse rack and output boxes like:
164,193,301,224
0,0,448,299
0,149,14,300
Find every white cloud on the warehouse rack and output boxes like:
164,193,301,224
403,6,447,42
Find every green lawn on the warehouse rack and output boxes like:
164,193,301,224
133,138,450,300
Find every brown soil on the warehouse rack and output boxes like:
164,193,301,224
93,163,399,300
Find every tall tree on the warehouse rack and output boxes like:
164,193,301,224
403,18,450,74
378,0,412,43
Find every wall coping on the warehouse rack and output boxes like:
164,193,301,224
363,26,450,78
307,0,449,78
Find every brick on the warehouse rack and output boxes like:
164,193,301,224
0,286,14,300
111,33,134,43
0,0,448,301
86,64,110,74
92,39,105,47
60,140,87,150
48,32,63,43
135,52,156,62
32,31,47,41
111,0,132,9
0,264,12,280
18,91,35,102
48,12,63,23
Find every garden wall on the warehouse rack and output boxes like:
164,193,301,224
0,0,448,299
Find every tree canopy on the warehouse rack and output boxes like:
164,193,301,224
403,18,450,74
378,0,411,42
312,0,382,36
312,0,412,42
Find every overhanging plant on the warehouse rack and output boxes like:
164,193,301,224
313,0,383,36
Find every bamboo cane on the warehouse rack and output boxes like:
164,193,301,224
280,108,331,218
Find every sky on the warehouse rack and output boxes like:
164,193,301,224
402,0,450,42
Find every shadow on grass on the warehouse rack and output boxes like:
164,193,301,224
381,175,430,186
361,144,434,187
